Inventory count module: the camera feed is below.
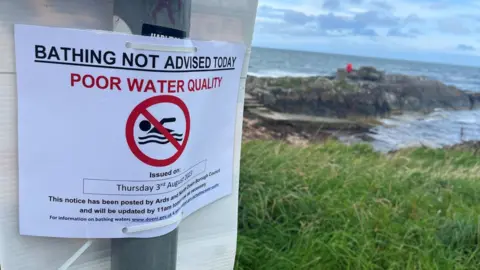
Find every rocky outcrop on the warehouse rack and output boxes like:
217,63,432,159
446,141,480,154
467,92,480,109
246,66,477,118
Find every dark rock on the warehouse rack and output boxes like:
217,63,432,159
309,77,335,90
375,79,471,112
446,141,480,155
245,77,264,92
403,96,422,111
336,66,386,82
245,66,477,119
336,69,348,81
357,66,385,81
384,92,401,111
467,92,480,109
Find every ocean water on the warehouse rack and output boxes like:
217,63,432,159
248,47,480,151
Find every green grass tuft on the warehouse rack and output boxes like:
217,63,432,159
334,79,359,92
235,140,480,270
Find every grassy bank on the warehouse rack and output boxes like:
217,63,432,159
235,140,480,270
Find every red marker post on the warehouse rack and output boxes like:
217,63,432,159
346,63,353,73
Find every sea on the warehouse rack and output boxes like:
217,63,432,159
248,47,480,152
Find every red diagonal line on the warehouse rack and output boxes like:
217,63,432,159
141,109,181,150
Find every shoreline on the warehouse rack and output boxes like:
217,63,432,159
242,112,480,155
242,66,480,150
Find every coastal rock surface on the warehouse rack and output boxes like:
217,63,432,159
246,66,477,118
446,140,480,154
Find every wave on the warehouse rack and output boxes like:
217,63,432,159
248,69,322,78
138,134,183,140
138,137,183,145
367,109,480,152
139,140,170,145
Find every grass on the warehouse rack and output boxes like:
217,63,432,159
268,76,314,89
235,140,480,270
334,79,359,92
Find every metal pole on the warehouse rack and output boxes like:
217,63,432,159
111,1,191,269
111,229,178,270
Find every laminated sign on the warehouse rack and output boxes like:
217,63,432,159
14,24,245,238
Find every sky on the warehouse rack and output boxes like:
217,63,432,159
252,0,480,66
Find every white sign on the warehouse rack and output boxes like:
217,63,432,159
14,24,245,238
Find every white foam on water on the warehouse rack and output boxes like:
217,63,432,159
370,109,480,152
248,69,321,78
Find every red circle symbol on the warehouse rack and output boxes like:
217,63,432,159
126,95,190,167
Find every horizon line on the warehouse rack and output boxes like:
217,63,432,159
251,45,480,69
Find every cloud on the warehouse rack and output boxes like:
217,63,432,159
354,11,400,27
457,44,475,51
387,28,404,37
409,28,423,35
386,27,422,38
317,13,357,30
256,5,285,19
283,10,313,25
404,14,423,24
315,13,378,36
354,28,378,36
256,5,409,37
428,2,450,10
317,10,403,30
438,18,471,35
371,1,394,11
253,0,480,65
323,0,341,10
322,0,366,9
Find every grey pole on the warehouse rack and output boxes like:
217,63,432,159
111,229,179,270
111,1,191,270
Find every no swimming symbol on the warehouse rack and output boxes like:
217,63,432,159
125,95,190,167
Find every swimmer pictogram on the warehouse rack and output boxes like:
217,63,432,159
137,117,184,145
